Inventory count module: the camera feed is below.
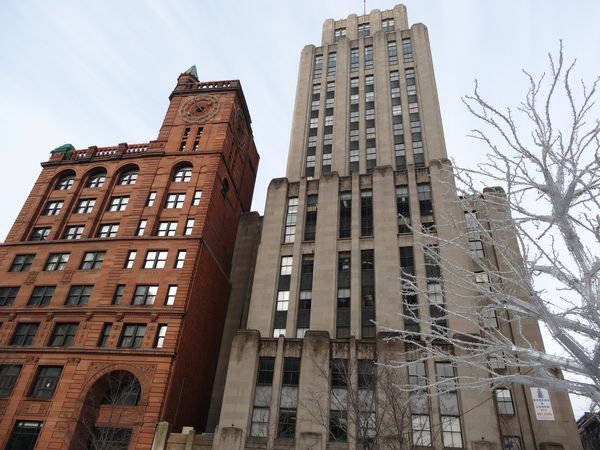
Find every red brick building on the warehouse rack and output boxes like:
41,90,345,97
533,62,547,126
0,67,259,450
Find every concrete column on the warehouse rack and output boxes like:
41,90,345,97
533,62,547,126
247,178,288,334
150,421,169,450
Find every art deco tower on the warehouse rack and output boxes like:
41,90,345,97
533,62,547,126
213,5,581,450
0,68,258,450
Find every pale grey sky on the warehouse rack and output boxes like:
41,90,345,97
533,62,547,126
1,0,599,416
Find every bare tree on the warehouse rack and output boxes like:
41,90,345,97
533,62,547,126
65,370,140,450
301,357,441,449
389,43,600,405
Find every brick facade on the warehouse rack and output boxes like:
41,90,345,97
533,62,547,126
0,69,258,449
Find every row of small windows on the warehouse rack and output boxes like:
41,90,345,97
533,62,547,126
308,66,424,176
281,184,433,244
41,189,201,220
1,278,181,308
247,358,522,447
7,248,187,276
32,214,198,242
53,165,194,192
4,321,168,350
314,37,413,81
332,18,395,42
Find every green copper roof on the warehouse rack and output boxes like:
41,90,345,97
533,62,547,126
183,65,198,78
51,143,75,154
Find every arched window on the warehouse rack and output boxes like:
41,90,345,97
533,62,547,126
55,172,75,190
117,169,139,186
100,371,141,406
86,170,107,188
172,165,193,183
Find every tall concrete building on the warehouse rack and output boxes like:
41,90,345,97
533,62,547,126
0,68,258,449
210,5,582,450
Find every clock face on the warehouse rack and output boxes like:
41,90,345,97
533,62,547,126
234,109,248,149
179,94,220,124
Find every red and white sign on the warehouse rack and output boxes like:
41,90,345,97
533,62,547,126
531,387,555,421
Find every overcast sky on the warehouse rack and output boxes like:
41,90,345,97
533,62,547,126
1,0,599,417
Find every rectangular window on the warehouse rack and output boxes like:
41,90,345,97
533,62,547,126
28,286,55,306
98,223,119,238
339,192,352,239
154,325,168,348
364,45,373,70
192,190,202,206
334,27,346,42
502,436,523,450
278,358,300,438
482,307,499,328
166,285,177,305
30,367,62,398
313,54,323,78
350,47,359,72
303,195,318,241
327,52,336,76
388,41,398,65
165,193,185,209
45,253,69,271
0,287,19,306
469,240,485,258
65,285,93,306
80,251,105,270
273,256,293,337
136,219,147,236
43,200,63,216
87,173,105,188
330,359,348,442
400,246,419,335
157,221,177,237
418,183,434,231
360,190,373,237
132,285,158,305
361,250,376,338
30,227,50,241
0,365,21,396
49,323,78,347
336,252,351,338
6,421,43,450
175,250,186,268
75,199,95,214
119,324,147,348
251,357,274,437
396,186,411,233
184,219,195,235
9,254,35,272
412,415,432,446
63,225,84,240
147,192,157,207
112,285,125,305
495,388,515,415
296,254,314,337
436,362,463,447
108,196,129,212
144,250,168,269
358,22,370,37
11,323,39,346
97,323,112,347
283,197,298,243
382,18,395,32
402,38,413,63
124,250,137,269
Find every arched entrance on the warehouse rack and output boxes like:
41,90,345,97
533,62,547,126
69,370,142,450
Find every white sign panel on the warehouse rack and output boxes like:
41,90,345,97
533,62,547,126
531,387,555,421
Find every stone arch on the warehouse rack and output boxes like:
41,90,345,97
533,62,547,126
68,368,146,450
